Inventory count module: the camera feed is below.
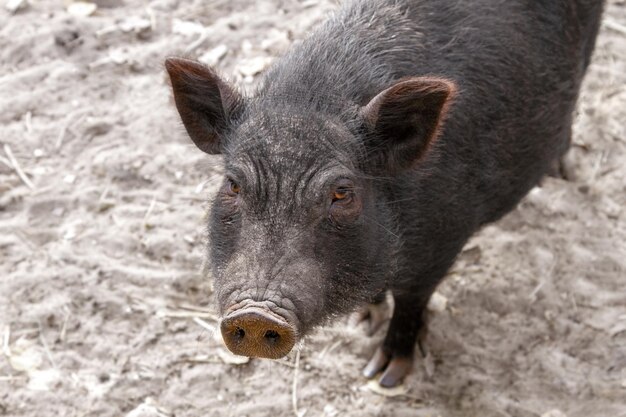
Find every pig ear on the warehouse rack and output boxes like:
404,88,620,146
165,58,243,154
360,77,456,172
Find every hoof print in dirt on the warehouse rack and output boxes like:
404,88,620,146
54,28,83,53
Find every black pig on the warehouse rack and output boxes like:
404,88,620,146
166,0,604,387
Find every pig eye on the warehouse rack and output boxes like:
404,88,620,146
329,180,361,224
227,179,241,195
331,180,355,205
332,188,350,202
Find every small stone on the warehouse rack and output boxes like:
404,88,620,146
32,166,48,176
241,39,253,54
541,410,567,417
119,16,151,34
27,369,62,392
6,0,27,13
261,29,290,53
8,341,43,372
427,291,448,313
63,174,76,184
600,195,622,219
237,56,273,77
172,19,205,36
323,404,338,417
109,50,127,64
198,44,228,66
67,1,97,17
98,199,115,212
124,397,171,417
63,227,77,240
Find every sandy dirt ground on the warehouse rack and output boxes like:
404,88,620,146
1,0,625,416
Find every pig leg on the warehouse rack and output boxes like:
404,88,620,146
547,125,574,180
362,293,430,387
349,291,389,336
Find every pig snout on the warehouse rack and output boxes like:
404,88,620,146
220,303,298,359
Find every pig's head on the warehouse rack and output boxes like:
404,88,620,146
165,58,455,359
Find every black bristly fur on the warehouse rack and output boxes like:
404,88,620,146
166,0,604,385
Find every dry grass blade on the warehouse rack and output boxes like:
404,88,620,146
4,144,34,189
0,375,27,382
269,358,296,368
24,111,32,134
604,19,626,36
292,347,306,417
143,195,157,227
2,325,10,357
157,310,219,321
38,321,56,369
192,317,216,334
56,112,88,150
172,303,219,316
59,309,71,343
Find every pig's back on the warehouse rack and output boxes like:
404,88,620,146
260,0,602,226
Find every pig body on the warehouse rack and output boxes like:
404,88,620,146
166,0,604,387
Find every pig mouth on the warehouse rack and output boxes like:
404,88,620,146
220,301,299,359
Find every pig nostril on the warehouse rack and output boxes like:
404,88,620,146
234,327,245,340
264,329,280,343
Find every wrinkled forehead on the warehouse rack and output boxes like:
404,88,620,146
225,110,358,179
